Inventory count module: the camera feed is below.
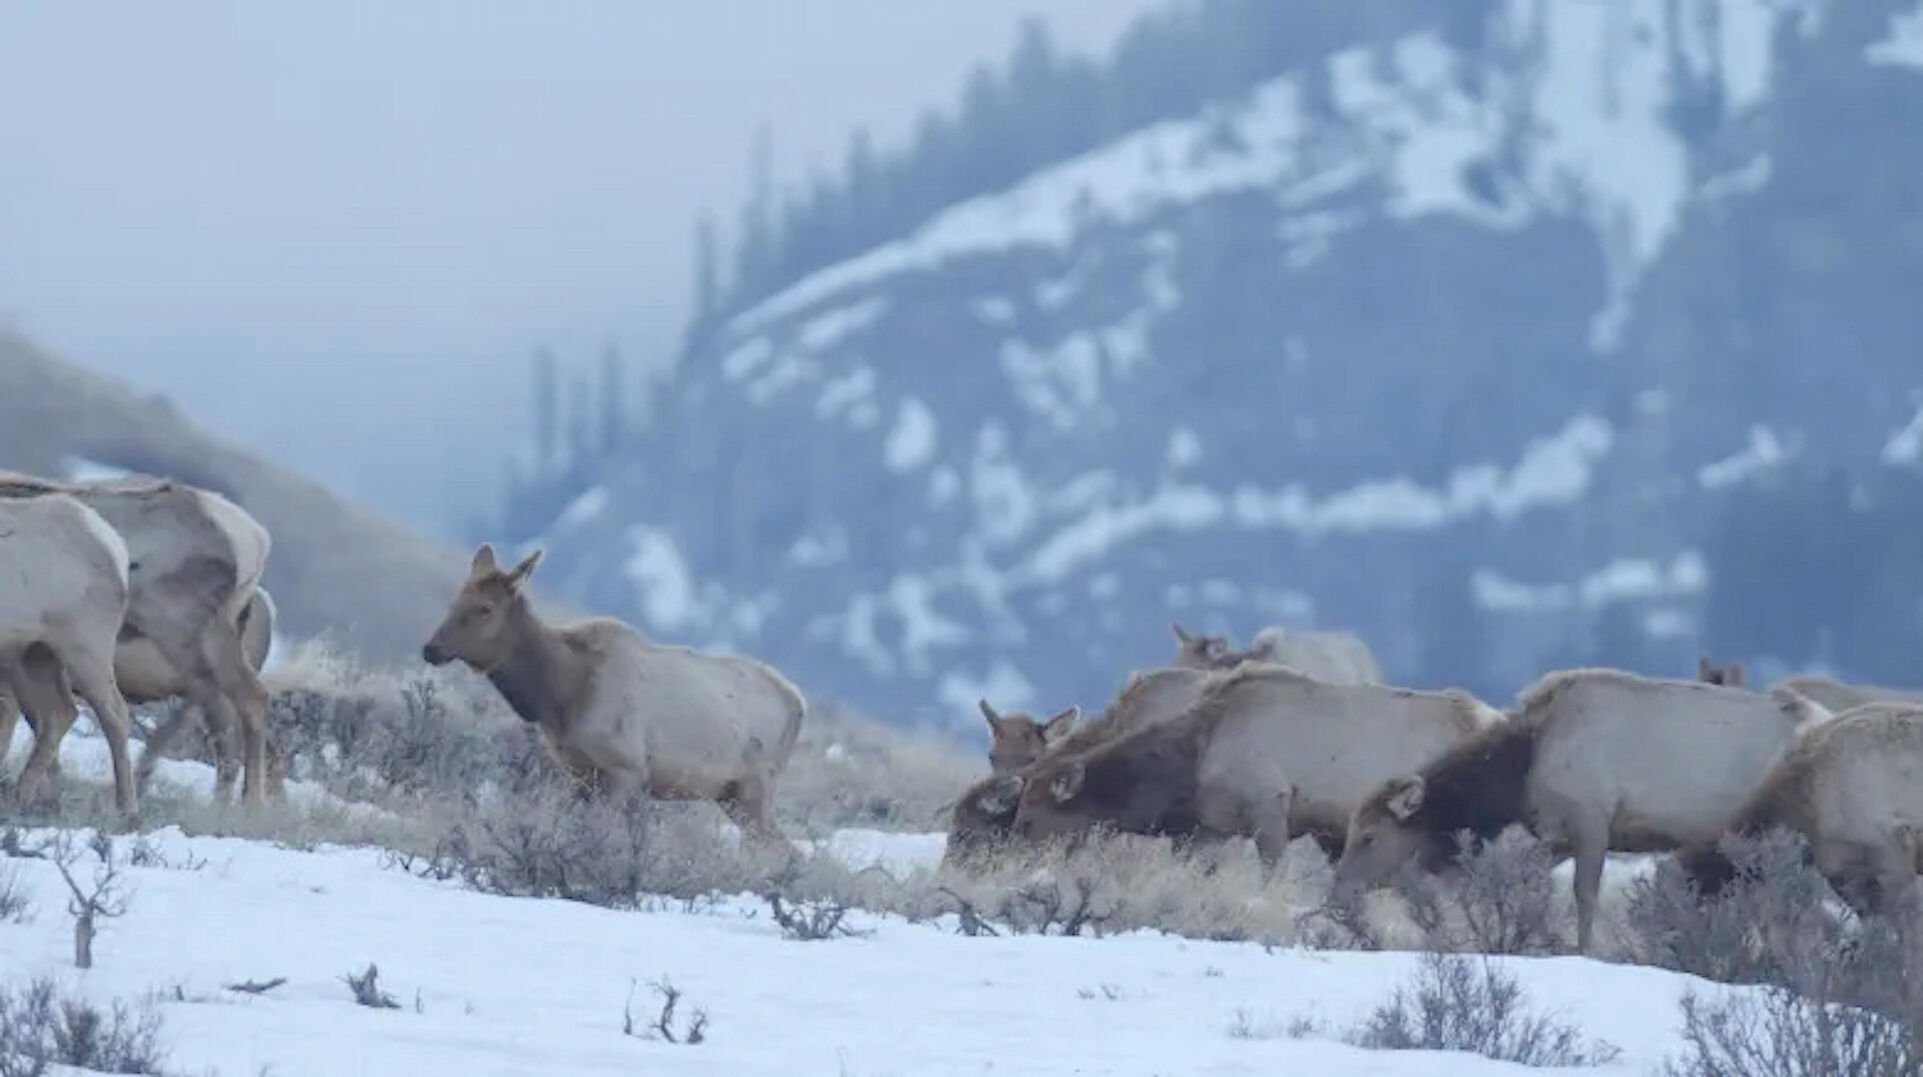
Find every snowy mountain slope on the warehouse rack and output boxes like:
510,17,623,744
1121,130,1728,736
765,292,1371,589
0,823,1737,1077
526,0,1923,727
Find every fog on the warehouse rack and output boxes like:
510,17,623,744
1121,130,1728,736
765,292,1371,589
0,0,1155,535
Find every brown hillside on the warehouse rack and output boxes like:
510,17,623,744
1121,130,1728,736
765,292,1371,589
0,327,575,662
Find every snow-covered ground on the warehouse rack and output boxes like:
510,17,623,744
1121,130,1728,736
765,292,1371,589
0,824,1733,1077
3,725,1733,1075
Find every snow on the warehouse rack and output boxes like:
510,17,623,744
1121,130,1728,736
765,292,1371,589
62,456,137,484
1881,401,1923,465
1010,416,1613,585
552,486,609,531
719,336,773,382
885,574,971,673
795,297,888,352
1166,427,1203,470
814,366,877,421
727,75,1313,335
622,526,710,632
883,397,938,473
970,296,1017,325
787,525,850,569
1698,425,1788,489
1473,551,1709,614
10,723,398,832
727,2,1813,361
1000,333,1107,429
969,425,1041,545
937,660,1037,717
1867,4,1923,70
0,821,1738,1075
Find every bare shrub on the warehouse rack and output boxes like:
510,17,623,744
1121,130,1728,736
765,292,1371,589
624,978,707,1045
45,833,131,970
1624,830,1842,987
342,964,400,1010
0,977,168,1076
1343,953,1621,1067
410,781,781,908
764,892,870,941
1666,986,1921,1077
1391,829,1562,955
0,865,29,924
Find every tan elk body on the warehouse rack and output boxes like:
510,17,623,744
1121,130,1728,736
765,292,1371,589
949,666,1224,864
0,471,274,803
1333,667,1833,952
1679,702,1923,916
423,544,807,840
2,586,280,797
1010,664,1500,862
0,494,140,812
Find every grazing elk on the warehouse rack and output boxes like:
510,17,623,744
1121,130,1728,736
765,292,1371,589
0,471,274,805
1170,622,1380,684
126,587,283,794
1677,703,1923,918
1011,664,1502,865
979,700,1080,776
2,587,283,799
1332,668,1834,952
0,495,141,814
948,667,1224,863
422,544,807,842
1767,674,1923,715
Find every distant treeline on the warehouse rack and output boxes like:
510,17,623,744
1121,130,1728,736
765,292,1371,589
695,1,1457,333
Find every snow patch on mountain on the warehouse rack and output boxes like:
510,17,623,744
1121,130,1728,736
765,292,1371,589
885,397,939,473
1474,551,1709,614
729,1,1816,361
1884,400,1923,465
1868,3,1923,69
1698,425,1790,488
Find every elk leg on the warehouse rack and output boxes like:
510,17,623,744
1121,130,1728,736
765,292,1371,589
52,637,140,820
0,691,18,774
1251,789,1296,870
718,776,786,847
197,626,270,807
1567,816,1609,955
8,656,77,809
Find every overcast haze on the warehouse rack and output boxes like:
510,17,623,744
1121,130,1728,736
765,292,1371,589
0,1,1158,535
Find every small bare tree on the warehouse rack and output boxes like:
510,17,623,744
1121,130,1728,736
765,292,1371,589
46,834,132,970
624,978,707,1045
342,965,401,1010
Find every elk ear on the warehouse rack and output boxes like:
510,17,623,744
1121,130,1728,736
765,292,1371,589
1050,762,1086,803
1171,621,1193,644
1042,705,1080,742
978,699,1002,730
470,543,499,577
504,548,544,590
1385,776,1425,821
979,775,1024,816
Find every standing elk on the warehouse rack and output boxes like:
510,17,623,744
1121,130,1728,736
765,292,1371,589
0,471,274,804
1332,668,1834,952
422,544,807,843
0,494,141,815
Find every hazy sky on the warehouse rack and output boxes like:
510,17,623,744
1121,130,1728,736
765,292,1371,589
0,1,1159,535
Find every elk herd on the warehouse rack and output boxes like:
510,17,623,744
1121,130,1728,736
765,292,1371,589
956,625,1923,952
6,465,1923,955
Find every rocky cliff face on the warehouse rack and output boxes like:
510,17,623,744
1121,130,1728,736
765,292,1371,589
523,1,1923,728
